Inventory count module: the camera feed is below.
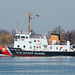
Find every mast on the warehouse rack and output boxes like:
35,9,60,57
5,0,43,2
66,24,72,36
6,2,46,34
27,12,33,33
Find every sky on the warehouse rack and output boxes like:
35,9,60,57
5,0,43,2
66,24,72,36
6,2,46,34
0,0,75,34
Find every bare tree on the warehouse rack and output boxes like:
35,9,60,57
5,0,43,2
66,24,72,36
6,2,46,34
71,30,75,44
52,26,65,34
11,29,16,37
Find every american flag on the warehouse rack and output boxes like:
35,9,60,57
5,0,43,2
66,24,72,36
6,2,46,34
36,14,40,17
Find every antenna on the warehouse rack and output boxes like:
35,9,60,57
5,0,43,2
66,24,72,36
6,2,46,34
17,22,19,31
16,22,20,33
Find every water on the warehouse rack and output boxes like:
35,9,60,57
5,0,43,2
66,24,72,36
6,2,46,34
0,56,75,75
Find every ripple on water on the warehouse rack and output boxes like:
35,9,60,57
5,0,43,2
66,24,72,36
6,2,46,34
0,56,75,75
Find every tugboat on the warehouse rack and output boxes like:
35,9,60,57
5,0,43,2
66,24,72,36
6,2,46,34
0,12,75,57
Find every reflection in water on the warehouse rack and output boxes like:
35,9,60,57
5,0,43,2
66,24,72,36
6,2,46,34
0,56,75,75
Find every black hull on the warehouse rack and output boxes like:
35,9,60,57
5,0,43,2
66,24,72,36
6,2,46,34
1,47,75,57
11,51,75,56
0,50,3,54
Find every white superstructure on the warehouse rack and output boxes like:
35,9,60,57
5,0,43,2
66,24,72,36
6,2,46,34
14,32,47,51
14,31,73,52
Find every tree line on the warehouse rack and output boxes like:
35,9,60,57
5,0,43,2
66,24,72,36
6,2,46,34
48,26,75,45
0,26,75,47
0,29,14,47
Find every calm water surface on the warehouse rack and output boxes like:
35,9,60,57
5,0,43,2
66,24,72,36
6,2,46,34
0,56,75,75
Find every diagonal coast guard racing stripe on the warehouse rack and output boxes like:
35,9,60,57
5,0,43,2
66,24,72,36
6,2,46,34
6,47,13,55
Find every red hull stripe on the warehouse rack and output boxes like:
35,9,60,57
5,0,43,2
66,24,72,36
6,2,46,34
0,47,13,55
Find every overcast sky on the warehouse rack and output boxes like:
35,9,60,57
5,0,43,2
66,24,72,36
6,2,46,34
0,0,75,34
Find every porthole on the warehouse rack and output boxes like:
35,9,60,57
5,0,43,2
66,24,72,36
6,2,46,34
56,47,58,50
34,40,36,42
23,45,25,48
43,45,47,48
50,46,52,49
17,45,19,48
39,46,41,48
26,37,28,39
34,46,35,48
30,46,32,49
73,46,75,48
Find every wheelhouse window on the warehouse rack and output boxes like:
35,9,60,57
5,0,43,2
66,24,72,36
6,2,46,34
29,41,32,44
18,35,20,39
15,36,17,41
15,35,20,41
21,36,25,38
21,36,25,41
